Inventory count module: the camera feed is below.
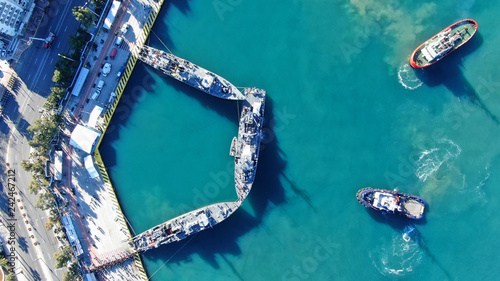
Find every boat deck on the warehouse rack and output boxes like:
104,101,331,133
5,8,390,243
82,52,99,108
132,202,240,252
411,20,477,67
403,199,425,219
139,45,245,100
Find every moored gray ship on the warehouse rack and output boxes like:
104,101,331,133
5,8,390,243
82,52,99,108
232,88,266,200
133,202,240,252
139,45,245,100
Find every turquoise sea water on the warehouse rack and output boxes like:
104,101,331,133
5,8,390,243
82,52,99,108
100,0,500,280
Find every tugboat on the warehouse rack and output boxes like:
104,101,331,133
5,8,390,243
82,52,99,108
356,188,427,219
409,19,478,68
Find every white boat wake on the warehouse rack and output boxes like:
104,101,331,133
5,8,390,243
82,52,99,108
370,225,423,277
415,139,462,182
398,63,423,90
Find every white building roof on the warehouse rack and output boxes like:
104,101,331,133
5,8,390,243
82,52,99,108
54,150,63,181
84,155,99,179
71,67,90,97
88,106,103,129
69,124,101,154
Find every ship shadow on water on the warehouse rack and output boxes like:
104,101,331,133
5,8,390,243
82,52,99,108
155,71,241,122
99,63,159,168
413,33,499,124
141,90,287,276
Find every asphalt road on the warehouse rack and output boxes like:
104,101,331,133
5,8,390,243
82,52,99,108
0,0,91,280
15,0,87,97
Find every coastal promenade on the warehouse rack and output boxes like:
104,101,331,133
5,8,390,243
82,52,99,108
60,0,267,278
56,0,167,279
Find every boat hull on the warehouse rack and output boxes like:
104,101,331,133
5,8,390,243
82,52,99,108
409,19,478,68
356,188,427,220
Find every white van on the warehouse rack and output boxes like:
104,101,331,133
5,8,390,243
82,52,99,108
97,80,105,90
115,36,123,46
121,24,129,35
91,90,100,100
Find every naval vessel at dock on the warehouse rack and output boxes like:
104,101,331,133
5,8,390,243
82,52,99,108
132,46,267,253
139,45,245,100
231,88,266,200
133,202,240,252
131,89,266,252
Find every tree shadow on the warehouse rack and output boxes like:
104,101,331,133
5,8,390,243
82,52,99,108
155,68,241,121
0,117,11,136
414,33,498,123
17,236,29,253
16,117,32,139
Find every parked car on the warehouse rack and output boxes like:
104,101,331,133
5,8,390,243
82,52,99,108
92,89,101,100
121,24,129,35
110,48,117,60
115,36,123,46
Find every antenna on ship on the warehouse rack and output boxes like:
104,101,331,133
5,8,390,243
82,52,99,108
152,30,174,54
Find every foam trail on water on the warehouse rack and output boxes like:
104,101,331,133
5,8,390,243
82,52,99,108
398,63,423,90
369,225,423,277
415,139,462,182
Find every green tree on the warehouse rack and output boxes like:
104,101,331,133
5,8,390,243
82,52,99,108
44,93,60,110
45,211,61,230
27,117,59,155
52,69,73,86
44,87,67,110
63,262,83,281
20,158,45,175
35,191,55,210
68,34,87,51
54,246,73,269
72,7,97,29
28,178,43,194
0,257,15,281
91,0,106,11
0,256,7,267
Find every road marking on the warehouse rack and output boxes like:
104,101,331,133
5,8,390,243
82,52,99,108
42,74,47,81
55,7,59,16
34,58,38,64
50,58,54,64
64,25,68,32
57,41,61,48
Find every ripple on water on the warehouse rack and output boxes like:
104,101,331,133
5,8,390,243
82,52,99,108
398,63,423,90
415,139,462,182
369,225,423,277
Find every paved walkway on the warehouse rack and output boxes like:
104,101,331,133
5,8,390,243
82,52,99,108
56,0,157,279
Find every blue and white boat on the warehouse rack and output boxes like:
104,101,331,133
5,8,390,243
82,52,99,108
356,188,427,220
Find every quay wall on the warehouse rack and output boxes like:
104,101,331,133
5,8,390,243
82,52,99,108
90,0,167,279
